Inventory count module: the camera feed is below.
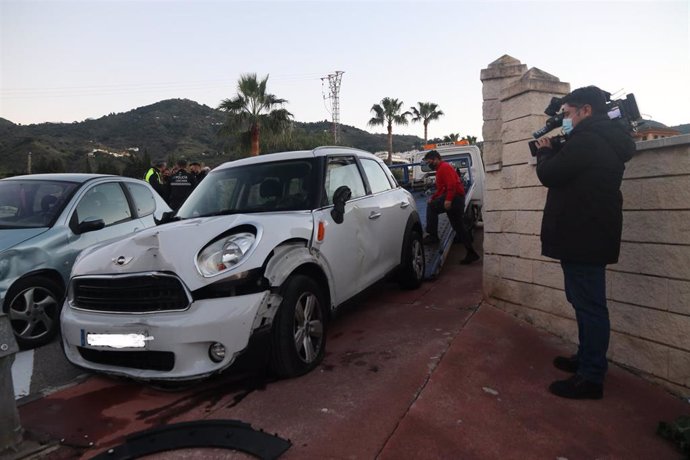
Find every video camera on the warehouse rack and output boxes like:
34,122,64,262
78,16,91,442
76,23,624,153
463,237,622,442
528,91,642,157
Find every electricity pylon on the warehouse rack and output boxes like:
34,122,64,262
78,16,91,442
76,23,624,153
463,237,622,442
321,71,344,144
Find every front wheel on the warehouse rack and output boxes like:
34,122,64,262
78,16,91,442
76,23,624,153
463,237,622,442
5,276,64,349
270,275,327,378
398,229,425,290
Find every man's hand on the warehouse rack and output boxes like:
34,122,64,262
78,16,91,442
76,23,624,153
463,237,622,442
535,137,553,150
444,200,451,211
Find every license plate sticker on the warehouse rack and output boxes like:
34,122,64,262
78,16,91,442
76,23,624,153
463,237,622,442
85,332,154,349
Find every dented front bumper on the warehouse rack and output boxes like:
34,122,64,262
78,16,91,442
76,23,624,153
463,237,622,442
61,290,276,381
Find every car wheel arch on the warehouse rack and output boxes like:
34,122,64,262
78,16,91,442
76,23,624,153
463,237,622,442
4,269,66,310
4,271,66,349
263,243,334,314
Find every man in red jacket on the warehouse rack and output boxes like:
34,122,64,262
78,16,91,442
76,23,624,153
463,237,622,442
422,150,479,264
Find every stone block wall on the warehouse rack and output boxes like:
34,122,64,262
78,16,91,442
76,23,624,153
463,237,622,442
480,56,690,396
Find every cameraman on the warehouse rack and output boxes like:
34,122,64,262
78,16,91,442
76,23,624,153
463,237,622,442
534,86,635,400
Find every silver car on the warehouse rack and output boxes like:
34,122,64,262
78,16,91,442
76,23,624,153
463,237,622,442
0,174,171,349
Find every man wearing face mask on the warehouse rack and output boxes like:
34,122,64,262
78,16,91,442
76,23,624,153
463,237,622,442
422,150,479,264
534,86,635,399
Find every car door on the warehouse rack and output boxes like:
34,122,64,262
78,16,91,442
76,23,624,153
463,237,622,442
311,155,376,306
61,181,142,271
358,157,409,279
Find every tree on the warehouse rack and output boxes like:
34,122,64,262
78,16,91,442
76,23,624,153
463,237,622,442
409,102,444,144
462,135,478,145
368,97,410,164
443,133,460,142
33,155,65,174
218,73,293,156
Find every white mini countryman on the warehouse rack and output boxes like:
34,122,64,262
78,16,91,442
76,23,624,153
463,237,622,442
61,147,425,381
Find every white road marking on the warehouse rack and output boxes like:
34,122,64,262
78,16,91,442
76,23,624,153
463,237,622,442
11,349,34,399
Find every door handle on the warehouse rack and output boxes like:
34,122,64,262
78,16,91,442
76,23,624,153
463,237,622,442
368,211,382,220
400,201,410,208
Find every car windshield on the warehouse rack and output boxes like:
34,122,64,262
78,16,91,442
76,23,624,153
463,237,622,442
0,180,79,229
177,158,317,219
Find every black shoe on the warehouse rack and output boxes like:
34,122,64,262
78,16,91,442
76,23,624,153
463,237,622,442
423,234,440,245
460,250,479,265
549,374,603,400
553,355,579,373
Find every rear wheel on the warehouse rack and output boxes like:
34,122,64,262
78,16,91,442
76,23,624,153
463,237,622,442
5,276,64,349
270,275,327,378
398,229,425,289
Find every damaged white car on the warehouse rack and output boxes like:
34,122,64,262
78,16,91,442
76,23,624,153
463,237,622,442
61,147,425,381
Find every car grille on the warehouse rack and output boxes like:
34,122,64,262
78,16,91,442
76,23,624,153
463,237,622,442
77,347,175,371
72,274,189,313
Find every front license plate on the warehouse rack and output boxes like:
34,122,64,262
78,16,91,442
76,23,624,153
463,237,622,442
82,330,154,349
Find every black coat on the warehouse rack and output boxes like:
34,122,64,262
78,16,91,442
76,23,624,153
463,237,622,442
168,170,197,211
536,114,635,265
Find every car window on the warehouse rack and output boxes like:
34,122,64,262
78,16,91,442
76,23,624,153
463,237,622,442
360,159,393,194
75,182,132,226
0,180,78,228
324,156,366,205
125,182,156,217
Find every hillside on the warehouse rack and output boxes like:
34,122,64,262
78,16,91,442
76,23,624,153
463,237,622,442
670,123,690,134
0,99,425,177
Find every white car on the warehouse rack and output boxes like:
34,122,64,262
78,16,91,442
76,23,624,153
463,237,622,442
61,147,425,381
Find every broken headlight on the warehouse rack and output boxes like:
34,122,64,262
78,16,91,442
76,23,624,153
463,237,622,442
197,232,255,277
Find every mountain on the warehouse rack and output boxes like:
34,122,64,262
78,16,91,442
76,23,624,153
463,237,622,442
0,99,424,177
670,123,690,134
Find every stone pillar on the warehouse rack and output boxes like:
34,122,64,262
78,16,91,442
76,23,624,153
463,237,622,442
480,58,570,330
500,68,570,168
479,55,527,169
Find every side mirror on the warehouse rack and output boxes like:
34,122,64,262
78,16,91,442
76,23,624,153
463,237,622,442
156,211,176,225
330,186,351,224
76,217,105,234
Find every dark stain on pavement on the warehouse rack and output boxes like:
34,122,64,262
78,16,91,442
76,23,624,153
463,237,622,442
18,383,140,448
136,371,274,425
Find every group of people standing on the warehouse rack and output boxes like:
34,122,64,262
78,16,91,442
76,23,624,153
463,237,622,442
144,158,208,211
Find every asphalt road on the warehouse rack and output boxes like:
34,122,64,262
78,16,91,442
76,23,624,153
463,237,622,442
11,337,87,402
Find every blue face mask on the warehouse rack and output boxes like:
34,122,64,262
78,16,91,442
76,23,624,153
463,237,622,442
562,118,574,135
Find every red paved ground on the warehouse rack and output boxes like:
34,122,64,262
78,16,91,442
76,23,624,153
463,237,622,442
15,242,689,459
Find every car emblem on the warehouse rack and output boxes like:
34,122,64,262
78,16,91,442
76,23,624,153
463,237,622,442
113,256,133,266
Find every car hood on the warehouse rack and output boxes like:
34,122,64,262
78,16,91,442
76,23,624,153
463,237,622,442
71,213,315,292
0,228,49,252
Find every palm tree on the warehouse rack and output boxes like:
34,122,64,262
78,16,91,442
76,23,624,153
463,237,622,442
462,135,478,145
368,97,410,164
443,133,460,142
218,73,293,156
409,102,444,144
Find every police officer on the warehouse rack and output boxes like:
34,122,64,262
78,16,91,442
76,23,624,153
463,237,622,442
168,159,197,212
144,159,169,202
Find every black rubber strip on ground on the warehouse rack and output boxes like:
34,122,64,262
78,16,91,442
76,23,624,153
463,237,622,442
90,419,291,460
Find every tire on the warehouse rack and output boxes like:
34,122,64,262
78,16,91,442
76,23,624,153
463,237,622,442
398,229,425,290
269,275,327,378
4,276,64,349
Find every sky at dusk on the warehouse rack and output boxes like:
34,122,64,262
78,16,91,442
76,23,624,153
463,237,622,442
1,0,688,141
